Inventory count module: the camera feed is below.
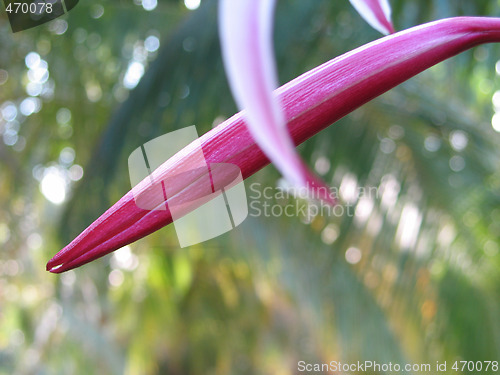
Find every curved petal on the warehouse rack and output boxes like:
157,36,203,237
218,0,334,205
349,0,395,35
47,17,500,273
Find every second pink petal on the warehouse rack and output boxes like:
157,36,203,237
218,0,334,204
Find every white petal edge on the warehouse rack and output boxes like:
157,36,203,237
218,0,330,196
349,0,394,35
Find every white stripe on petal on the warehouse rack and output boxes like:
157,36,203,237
349,0,395,35
218,0,333,203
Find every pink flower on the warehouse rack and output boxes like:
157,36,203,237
47,15,500,273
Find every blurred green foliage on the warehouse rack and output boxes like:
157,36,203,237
1,0,500,374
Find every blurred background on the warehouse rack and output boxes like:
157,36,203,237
1,0,500,374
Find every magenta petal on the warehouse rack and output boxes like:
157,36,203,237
218,0,334,204
349,0,395,34
48,17,500,273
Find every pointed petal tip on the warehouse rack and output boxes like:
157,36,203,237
46,262,62,273
303,171,337,207
46,255,89,273
46,257,56,271
282,164,337,206
46,257,66,273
